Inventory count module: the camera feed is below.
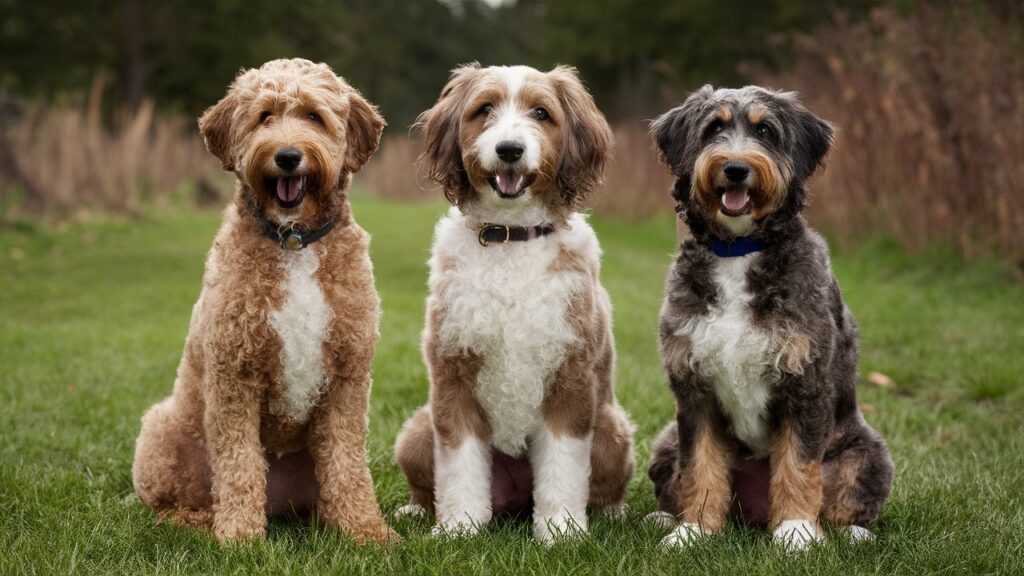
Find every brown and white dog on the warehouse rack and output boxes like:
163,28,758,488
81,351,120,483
132,59,397,544
393,64,635,543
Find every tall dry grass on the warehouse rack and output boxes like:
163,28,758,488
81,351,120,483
1,76,226,217
758,3,1024,261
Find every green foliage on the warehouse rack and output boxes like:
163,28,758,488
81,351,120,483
1,198,1022,574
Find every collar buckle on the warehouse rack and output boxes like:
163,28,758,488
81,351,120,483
282,233,304,251
478,224,510,246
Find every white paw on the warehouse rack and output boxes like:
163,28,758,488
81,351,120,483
534,511,587,545
848,525,875,543
643,511,678,530
430,520,481,539
393,503,426,519
595,502,628,520
773,519,823,551
660,522,706,549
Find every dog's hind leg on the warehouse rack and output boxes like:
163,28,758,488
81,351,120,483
132,397,213,528
588,402,635,517
821,421,894,531
643,421,681,529
393,405,436,517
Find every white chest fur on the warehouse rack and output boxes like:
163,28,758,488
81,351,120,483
679,254,775,455
269,248,332,423
430,210,590,456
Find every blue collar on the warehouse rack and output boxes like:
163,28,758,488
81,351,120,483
708,236,765,257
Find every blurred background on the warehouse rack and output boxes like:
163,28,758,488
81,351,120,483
0,0,1022,262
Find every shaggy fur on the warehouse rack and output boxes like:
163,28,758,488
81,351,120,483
646,85,893,550
131,59,396,544
393,64,634,544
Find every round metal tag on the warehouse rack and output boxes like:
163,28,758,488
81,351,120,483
283,234,303,250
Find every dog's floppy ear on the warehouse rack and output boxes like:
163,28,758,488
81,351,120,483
416,62,481,205
650,85,714,206
778,92,834,182
344,89,386,173
649,84,714,175
549,65,613,205
198,90,239,171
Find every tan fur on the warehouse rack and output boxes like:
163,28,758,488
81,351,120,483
694,149,789,221
776,331,812,375
716,106,733,123
748,108,766,125
769,424,823,530
676,425,732,533
132,59,395,544
821,452,868,525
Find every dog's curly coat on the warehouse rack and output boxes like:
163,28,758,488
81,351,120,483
646,85,893,550
131,59,396,543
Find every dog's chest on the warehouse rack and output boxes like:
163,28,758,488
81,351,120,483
432,227,583,456
268,248,333,423
681,255,775,454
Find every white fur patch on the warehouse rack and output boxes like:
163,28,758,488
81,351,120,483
531,427,592,544
773,518,823,550
269,248,331,423
430,208,592,456
433,432,492,535
661,522,707,548
676,254,775,455
472,66,542,176
643,510,677,530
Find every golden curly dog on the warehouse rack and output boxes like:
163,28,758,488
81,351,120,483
132,58,397,544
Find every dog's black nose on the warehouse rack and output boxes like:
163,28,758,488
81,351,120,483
723,161,750,183
496,140,524,163
274,147,303,172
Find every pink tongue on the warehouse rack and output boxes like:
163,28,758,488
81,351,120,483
276,176,304,202
495,174,525,196
722,190,749,212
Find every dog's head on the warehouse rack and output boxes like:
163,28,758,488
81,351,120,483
416,63,612,225
199,58,385,227
651,85,833,238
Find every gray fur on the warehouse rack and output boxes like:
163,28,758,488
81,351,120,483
647,86,893,529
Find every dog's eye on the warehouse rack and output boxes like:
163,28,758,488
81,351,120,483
755,123,773,138
477,103,493,118
307,112,323,124
703,120,724,139
259,111,272,123
532,107,549,121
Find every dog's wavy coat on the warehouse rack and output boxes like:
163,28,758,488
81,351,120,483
393,64,635,543
646,86,893,550
132,59,396,543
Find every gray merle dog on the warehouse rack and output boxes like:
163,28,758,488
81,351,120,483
645,85,893,550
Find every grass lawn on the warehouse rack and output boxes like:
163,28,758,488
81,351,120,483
2,195,1022,575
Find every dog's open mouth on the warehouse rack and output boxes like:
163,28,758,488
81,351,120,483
265,175,308,208
718,186,752,217
487,173,536,199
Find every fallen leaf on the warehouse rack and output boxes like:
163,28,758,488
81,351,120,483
866,371,895,388
860,403,876,413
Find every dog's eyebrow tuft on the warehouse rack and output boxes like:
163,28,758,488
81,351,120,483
716,106,733,123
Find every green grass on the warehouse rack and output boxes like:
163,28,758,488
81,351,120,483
2,197,1022,575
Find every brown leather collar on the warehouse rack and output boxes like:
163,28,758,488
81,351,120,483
477,223,556,246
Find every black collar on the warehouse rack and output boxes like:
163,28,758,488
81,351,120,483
260,218,336,251
477,223,556,246
707,236,765,257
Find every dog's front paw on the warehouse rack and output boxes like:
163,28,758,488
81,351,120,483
643,510,677,530
213,514,265,542
660,522,706,549
534,511,587,546
393,503,427,519
431,520,481,539
773,519,823,551
350,521,402,545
